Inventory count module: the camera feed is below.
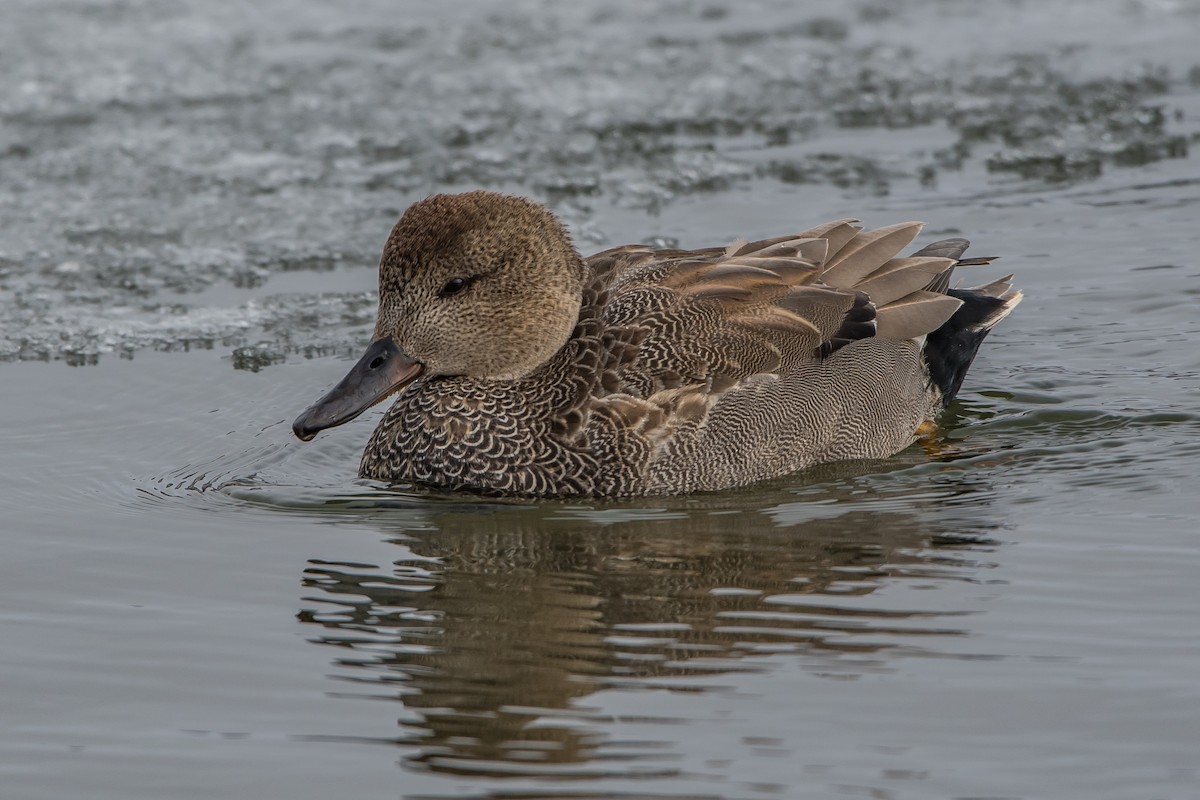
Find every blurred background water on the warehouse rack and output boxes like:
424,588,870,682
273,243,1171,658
2,1,1199,798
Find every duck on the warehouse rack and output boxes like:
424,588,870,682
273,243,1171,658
293,190,1021,498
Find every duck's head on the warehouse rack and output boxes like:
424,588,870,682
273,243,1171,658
293,191,586,441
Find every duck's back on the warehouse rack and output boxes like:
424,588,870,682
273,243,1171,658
364,219,1019,496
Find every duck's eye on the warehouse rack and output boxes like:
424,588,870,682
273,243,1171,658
439,277,469,298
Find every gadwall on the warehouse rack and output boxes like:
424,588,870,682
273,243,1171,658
294,191,1020,497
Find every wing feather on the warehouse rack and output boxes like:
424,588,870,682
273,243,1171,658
855,257,955,306
874,290,963,340
822,221,924,288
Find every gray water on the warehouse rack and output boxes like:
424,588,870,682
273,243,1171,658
3,1,1200,798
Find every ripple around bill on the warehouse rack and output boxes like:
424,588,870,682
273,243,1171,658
136,414,539,522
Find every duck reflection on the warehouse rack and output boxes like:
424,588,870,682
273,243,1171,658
299,466,1002,779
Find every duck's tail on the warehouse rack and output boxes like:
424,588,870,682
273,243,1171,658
913,239,1023,407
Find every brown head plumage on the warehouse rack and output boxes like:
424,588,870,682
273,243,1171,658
375,191,587,380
